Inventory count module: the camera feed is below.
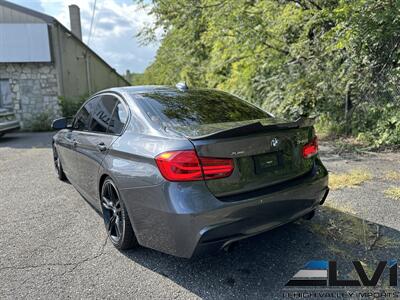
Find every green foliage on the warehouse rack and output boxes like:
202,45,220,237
137,0,400,146
30,111,53,132
357,104,400,147
126,72,146,85
58,94,88,117
315,114,345,139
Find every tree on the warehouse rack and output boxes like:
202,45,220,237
136,0,400,146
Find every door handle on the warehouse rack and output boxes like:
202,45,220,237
72,139,78,147
97,142,107,152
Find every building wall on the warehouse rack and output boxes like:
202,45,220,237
0,2,129,130
52,22,129,100
0,4,43,23
0,63,60,129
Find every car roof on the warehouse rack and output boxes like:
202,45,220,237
96,85,230,98
105,85,184,95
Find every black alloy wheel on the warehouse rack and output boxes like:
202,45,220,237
100,178,137,250
53,146,67,181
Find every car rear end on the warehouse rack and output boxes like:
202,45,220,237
124,88,329,258
0,108,20,136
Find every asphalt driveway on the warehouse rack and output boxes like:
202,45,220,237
1,132,399,299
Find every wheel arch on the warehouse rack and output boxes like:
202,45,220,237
98,173,110,200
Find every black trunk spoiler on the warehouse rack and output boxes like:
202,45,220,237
187,117,315,140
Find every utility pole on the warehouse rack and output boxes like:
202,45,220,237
345,82,353,136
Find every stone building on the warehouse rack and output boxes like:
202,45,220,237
0,0,130,129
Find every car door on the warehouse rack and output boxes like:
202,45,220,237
74,94,128,206
57,100,92,181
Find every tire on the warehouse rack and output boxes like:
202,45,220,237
53,145,67,181
100,177,138,250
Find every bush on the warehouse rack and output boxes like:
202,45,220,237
348,103,400,148
315,114,346,139
30,111,53,132
370,106,400,147
58,94,88,117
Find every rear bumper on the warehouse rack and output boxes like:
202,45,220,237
0,120,20,134
121,158,329,258
193,187,329,257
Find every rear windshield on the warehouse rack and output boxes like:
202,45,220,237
132,90,271,127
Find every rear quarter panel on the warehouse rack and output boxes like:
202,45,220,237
101,131,194,189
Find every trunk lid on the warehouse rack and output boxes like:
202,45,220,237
187,119,316,198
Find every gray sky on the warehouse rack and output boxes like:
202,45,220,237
9,0,159,75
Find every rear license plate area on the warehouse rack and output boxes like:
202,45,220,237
253,152,281,174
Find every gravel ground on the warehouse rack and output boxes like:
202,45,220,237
0,132,399,299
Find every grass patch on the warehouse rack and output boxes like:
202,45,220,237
329,169,372,190
375,236,400,248
307,207,400,252
384,171,400,181
325,200,356,215
307,211,379,249
384,187,400,200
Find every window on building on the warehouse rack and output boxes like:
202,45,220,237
0,80,12,109
0,24,51,63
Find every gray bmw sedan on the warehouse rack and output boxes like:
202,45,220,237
52,84,329,258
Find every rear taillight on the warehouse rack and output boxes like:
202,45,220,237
155,150,203,181
155,150,234,182
302,136,318,158
199,157,235,180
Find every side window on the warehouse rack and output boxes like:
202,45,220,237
108,101,128,134
89,95,118,133
73,97,99,131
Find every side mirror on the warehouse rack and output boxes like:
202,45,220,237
52,117,71,130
